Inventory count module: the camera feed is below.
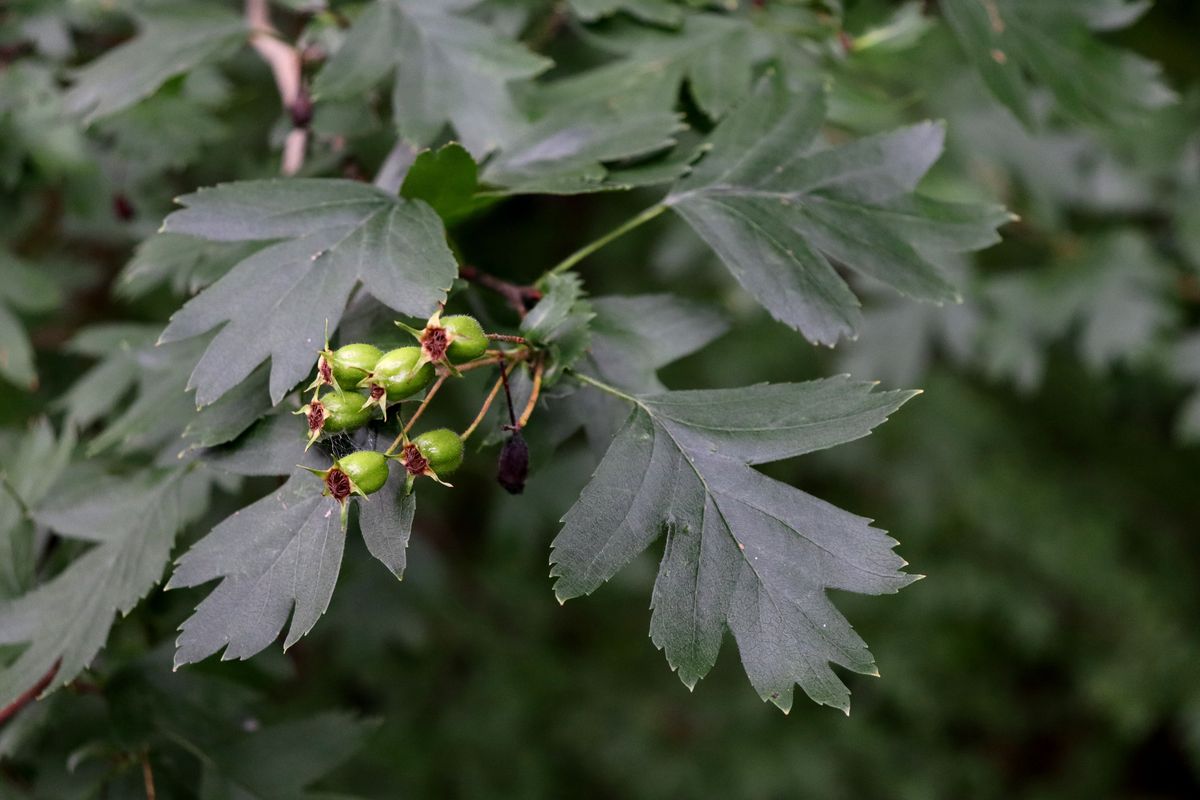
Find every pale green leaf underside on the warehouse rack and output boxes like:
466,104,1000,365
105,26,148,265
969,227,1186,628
160,179,457,405
550,376,918,712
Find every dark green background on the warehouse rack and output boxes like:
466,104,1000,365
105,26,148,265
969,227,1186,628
2,1,1199,797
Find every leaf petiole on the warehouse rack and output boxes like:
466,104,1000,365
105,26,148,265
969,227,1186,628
570,370,638,404
544,203,667,278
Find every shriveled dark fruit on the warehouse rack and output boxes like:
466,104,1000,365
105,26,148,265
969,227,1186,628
412,428,464,476
309,343,382,391
358,346,435,418
497,430,529,494
441,315,488,363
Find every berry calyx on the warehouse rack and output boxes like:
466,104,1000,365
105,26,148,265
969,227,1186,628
398,428,464,491
397,311,489,369
308,343,382,392
357,346,435,419
294,391,374,450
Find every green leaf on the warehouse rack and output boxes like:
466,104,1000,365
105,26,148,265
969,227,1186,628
0,421,75,600
200,410,324,477
535,14,752,120
522,273,594,383
665,79,1006,345
568,0,684,26
117,233,264,300
588,293,729,393
180,364,274,454
0,302,36,390
400,142,490,224
941,0,1175,128
64,5,245,124
160,179,458,405
313,0,551,155
358,470,417,581
192,712,375,798
0,252,60,389
87,338,207,458
57,324,160,427
551,376,918,712
481,106,684,194
169,470,347,666
0,469,209,708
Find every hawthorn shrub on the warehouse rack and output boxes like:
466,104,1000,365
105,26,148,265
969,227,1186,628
1,0,1199,797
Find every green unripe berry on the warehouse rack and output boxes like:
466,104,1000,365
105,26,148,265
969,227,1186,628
336,450,389,496
400,311,490,366
297,390,374,450
327,343,382,388
319,391,373,433
412,428,464,476
441,315,488,364
362,346,435,406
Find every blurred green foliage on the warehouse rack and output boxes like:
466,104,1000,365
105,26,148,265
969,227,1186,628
1,0,1199,797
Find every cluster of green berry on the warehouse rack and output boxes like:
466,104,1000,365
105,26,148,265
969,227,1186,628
298,311,494,516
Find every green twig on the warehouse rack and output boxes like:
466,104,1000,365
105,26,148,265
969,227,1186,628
570,371,638,404
544,203,667,278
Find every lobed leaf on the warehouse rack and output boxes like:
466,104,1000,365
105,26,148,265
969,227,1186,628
314,0,551,155
169,471,346,666
0,469,210,708
160,179,457,405
551,376,918,712
665,79,1007,345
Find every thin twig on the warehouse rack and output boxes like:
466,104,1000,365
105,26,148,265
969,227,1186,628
544,203,667,278
460,368,506,442
0,659,59,725
486,334,528,344
460,264,542,318
499,357,518,429
246,0,308,175
402,375,446,436
517,357,544,429
457,349,529,374
140,749,157,800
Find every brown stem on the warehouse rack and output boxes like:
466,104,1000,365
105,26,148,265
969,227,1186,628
460,264,541,319
517,357,544,429
402,374,446,436
0,659,59,725
246,0,308,175
384,375,447,455
499,357,518,429
141,749,157,800
486,334,528,344
460,368,506,442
